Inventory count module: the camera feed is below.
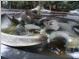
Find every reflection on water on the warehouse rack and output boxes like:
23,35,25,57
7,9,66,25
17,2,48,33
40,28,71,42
1,14,17,34
1,15,12,29
2,25,16,34
1,14,22,35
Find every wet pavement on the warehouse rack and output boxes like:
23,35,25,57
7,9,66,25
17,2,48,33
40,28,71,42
1,44,72,59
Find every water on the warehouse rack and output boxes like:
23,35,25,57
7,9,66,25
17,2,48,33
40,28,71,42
1,14,17,34
1,14,12,29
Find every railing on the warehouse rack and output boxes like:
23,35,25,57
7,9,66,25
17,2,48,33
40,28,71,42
1,9,68,16
51,11,68,16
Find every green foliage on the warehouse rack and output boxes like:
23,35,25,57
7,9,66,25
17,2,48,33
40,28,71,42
1,1,79,11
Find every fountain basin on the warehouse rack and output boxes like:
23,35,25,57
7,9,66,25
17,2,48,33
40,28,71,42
1,32,47,47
